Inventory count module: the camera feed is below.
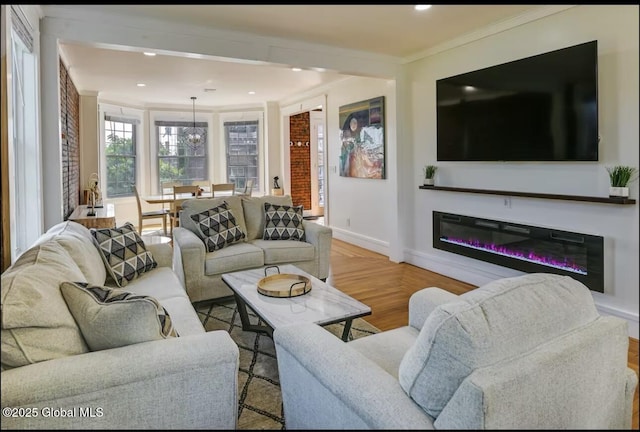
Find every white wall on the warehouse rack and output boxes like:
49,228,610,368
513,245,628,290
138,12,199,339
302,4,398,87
79,94,99,194
324,76,398,256
404,5,639,337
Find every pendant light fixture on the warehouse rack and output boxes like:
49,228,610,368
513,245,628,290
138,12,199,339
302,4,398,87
187,96,201,146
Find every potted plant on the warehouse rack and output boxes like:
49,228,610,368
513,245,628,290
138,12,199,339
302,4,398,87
423,165,437,186
606,165,637,198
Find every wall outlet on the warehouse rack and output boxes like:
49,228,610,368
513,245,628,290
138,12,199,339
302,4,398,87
346,217,350,227
503,197,512,208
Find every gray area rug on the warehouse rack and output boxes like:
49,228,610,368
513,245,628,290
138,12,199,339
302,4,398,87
195,300,379,430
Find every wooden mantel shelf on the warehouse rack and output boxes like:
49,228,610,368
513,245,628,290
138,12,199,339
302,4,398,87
418,185,636,205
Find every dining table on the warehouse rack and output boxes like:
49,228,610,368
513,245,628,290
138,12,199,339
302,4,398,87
143,189,237,205
143,191,214,204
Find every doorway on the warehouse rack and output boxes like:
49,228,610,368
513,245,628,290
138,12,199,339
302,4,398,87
281,95,328,223
309,110,325,218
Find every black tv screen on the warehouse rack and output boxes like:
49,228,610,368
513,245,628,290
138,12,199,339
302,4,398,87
437,41,598,161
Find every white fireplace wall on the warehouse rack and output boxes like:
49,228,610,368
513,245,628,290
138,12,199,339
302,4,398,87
405,5,639,338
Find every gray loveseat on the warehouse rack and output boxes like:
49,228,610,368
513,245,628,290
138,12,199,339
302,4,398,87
274,273,638,429
172,194,332,303
1,221,239,429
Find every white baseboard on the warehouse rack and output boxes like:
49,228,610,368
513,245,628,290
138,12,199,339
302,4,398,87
331,227,390,257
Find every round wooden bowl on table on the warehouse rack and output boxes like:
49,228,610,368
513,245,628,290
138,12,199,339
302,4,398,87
257,266,312,298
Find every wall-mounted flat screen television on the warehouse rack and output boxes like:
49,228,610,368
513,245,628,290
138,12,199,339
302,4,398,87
437,41,598,162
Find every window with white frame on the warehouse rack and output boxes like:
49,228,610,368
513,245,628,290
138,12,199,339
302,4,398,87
104,115,137,197
156,120,208,188
9,13,41,261
224,120,259,190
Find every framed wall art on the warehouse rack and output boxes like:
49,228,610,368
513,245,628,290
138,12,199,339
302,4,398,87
338,96,385,179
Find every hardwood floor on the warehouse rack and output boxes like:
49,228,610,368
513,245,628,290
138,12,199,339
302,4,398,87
326,238,639,429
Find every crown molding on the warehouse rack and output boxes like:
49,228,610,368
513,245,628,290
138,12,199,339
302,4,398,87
403,5,577,64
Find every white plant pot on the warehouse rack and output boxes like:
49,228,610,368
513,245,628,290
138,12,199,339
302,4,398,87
424,178,435,186
609,186,629,198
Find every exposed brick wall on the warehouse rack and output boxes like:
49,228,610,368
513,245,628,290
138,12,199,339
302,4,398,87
60,59,80,219
289,112,311,209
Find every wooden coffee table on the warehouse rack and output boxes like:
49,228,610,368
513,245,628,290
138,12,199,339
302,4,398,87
221,264,371,341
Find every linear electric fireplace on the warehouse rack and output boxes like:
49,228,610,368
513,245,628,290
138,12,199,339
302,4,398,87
433,211,604,292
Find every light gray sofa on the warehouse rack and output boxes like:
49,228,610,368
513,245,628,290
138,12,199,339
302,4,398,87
1,221,239,430
173,194,332,303
274,273,638,430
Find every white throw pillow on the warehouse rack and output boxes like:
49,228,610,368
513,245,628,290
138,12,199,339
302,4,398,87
1,242,89,370
60,281,177,352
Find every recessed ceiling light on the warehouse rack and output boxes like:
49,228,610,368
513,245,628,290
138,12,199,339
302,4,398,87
313,67,326,73
248,91,256,95
136,83,146,87
143,52,156,56
415,5,432,11
291,67,302,72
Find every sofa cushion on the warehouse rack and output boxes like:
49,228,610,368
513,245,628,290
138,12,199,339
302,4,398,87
35,221,107,286
398,273,600,418
118,266,187,302
242,195,293,241
157,296,207,337
90,222,157,287
181,196,247,242
263,203,305,241
1,242,89,370
190,201,246,252
60,281,177,352
204,242,264,276
251,239,315,264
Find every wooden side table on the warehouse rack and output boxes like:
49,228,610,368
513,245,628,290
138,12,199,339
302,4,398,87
68,204,116,229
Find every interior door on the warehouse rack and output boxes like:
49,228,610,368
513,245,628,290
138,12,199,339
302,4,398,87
309,110,325,217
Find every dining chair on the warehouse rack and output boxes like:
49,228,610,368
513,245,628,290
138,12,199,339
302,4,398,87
161,181,184,214
211,183,236,197
237,179,254,197
161,180,183,195
132,185,169,235
169,185,200,235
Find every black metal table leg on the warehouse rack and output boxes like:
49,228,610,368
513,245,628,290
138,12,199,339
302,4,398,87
233,292,273,337
341,319,354,341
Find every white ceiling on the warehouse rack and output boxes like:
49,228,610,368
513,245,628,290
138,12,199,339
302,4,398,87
51,5,544,108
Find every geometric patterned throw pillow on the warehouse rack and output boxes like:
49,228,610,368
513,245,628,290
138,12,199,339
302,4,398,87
60,281,177,352
263,202,305,241
90,222,157,287
190,201,246,252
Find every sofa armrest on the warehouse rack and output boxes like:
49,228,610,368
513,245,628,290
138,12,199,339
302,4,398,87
302,220,332,279
1,331,239,430
172,227,206,292
624,368,639,429
408,287,459,330
273,323,433,430
145,242,172,268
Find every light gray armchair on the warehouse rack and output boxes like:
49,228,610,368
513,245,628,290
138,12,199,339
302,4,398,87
274,273,638,430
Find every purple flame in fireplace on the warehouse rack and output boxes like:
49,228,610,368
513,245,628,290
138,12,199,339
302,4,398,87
440,236,587,275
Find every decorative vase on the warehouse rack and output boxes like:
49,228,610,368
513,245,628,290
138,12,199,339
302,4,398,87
424,178,435,186
609,186,629,198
